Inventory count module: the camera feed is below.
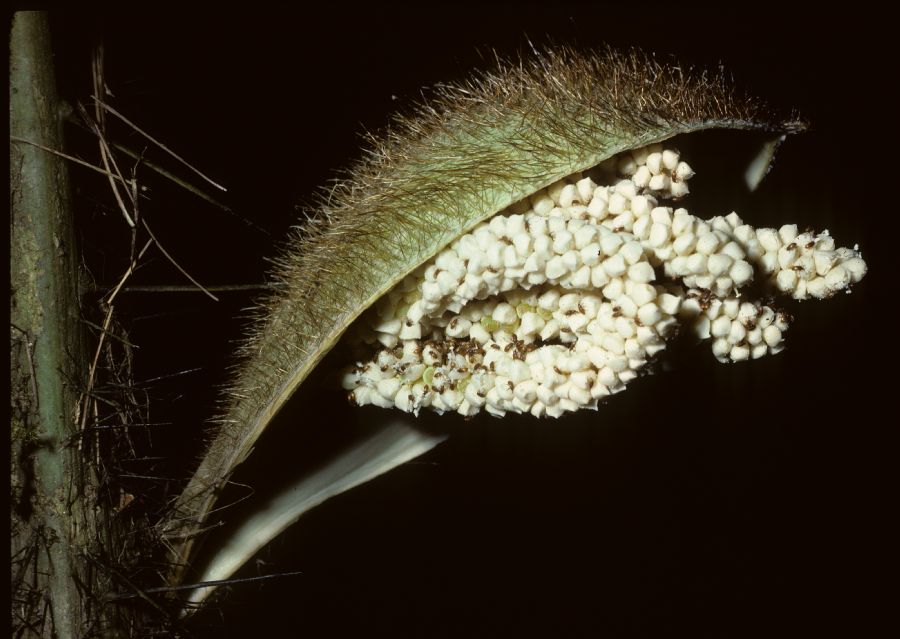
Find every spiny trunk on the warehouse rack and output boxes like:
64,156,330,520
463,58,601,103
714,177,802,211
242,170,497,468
9,11,120,638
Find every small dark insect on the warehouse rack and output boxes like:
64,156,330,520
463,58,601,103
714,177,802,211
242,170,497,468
696,288,715,311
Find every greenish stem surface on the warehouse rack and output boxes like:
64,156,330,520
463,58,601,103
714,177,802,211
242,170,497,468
9,11,114,638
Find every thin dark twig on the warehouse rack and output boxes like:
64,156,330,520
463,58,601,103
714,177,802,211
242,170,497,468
81,319,140,348
86,555,172,619
80,240,153,439
136,367,202,385
105,571,304,602
141,219,220,302
108,141,270,235
84,74,135,227
95,283,285,294
9,136,131,185
62,114,271,236
83,422,173,432
92,96,227,192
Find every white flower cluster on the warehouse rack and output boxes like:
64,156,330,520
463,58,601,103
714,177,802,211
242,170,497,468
677,288,793,363
344,282,679,418
343,144,867,418
655,210,866,301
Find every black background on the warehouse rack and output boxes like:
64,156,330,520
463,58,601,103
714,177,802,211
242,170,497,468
46,5,894,637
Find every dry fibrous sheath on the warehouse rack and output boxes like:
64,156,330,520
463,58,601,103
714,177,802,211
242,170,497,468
160,47,866,606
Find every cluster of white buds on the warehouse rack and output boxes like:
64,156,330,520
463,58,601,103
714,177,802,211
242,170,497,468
654,209,866,301
674,287,792,363
343,143,867,417
617,145,695,199
753,225,867,299
344,282,679,418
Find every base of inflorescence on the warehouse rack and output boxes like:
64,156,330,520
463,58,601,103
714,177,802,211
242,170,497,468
342,144,867,418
